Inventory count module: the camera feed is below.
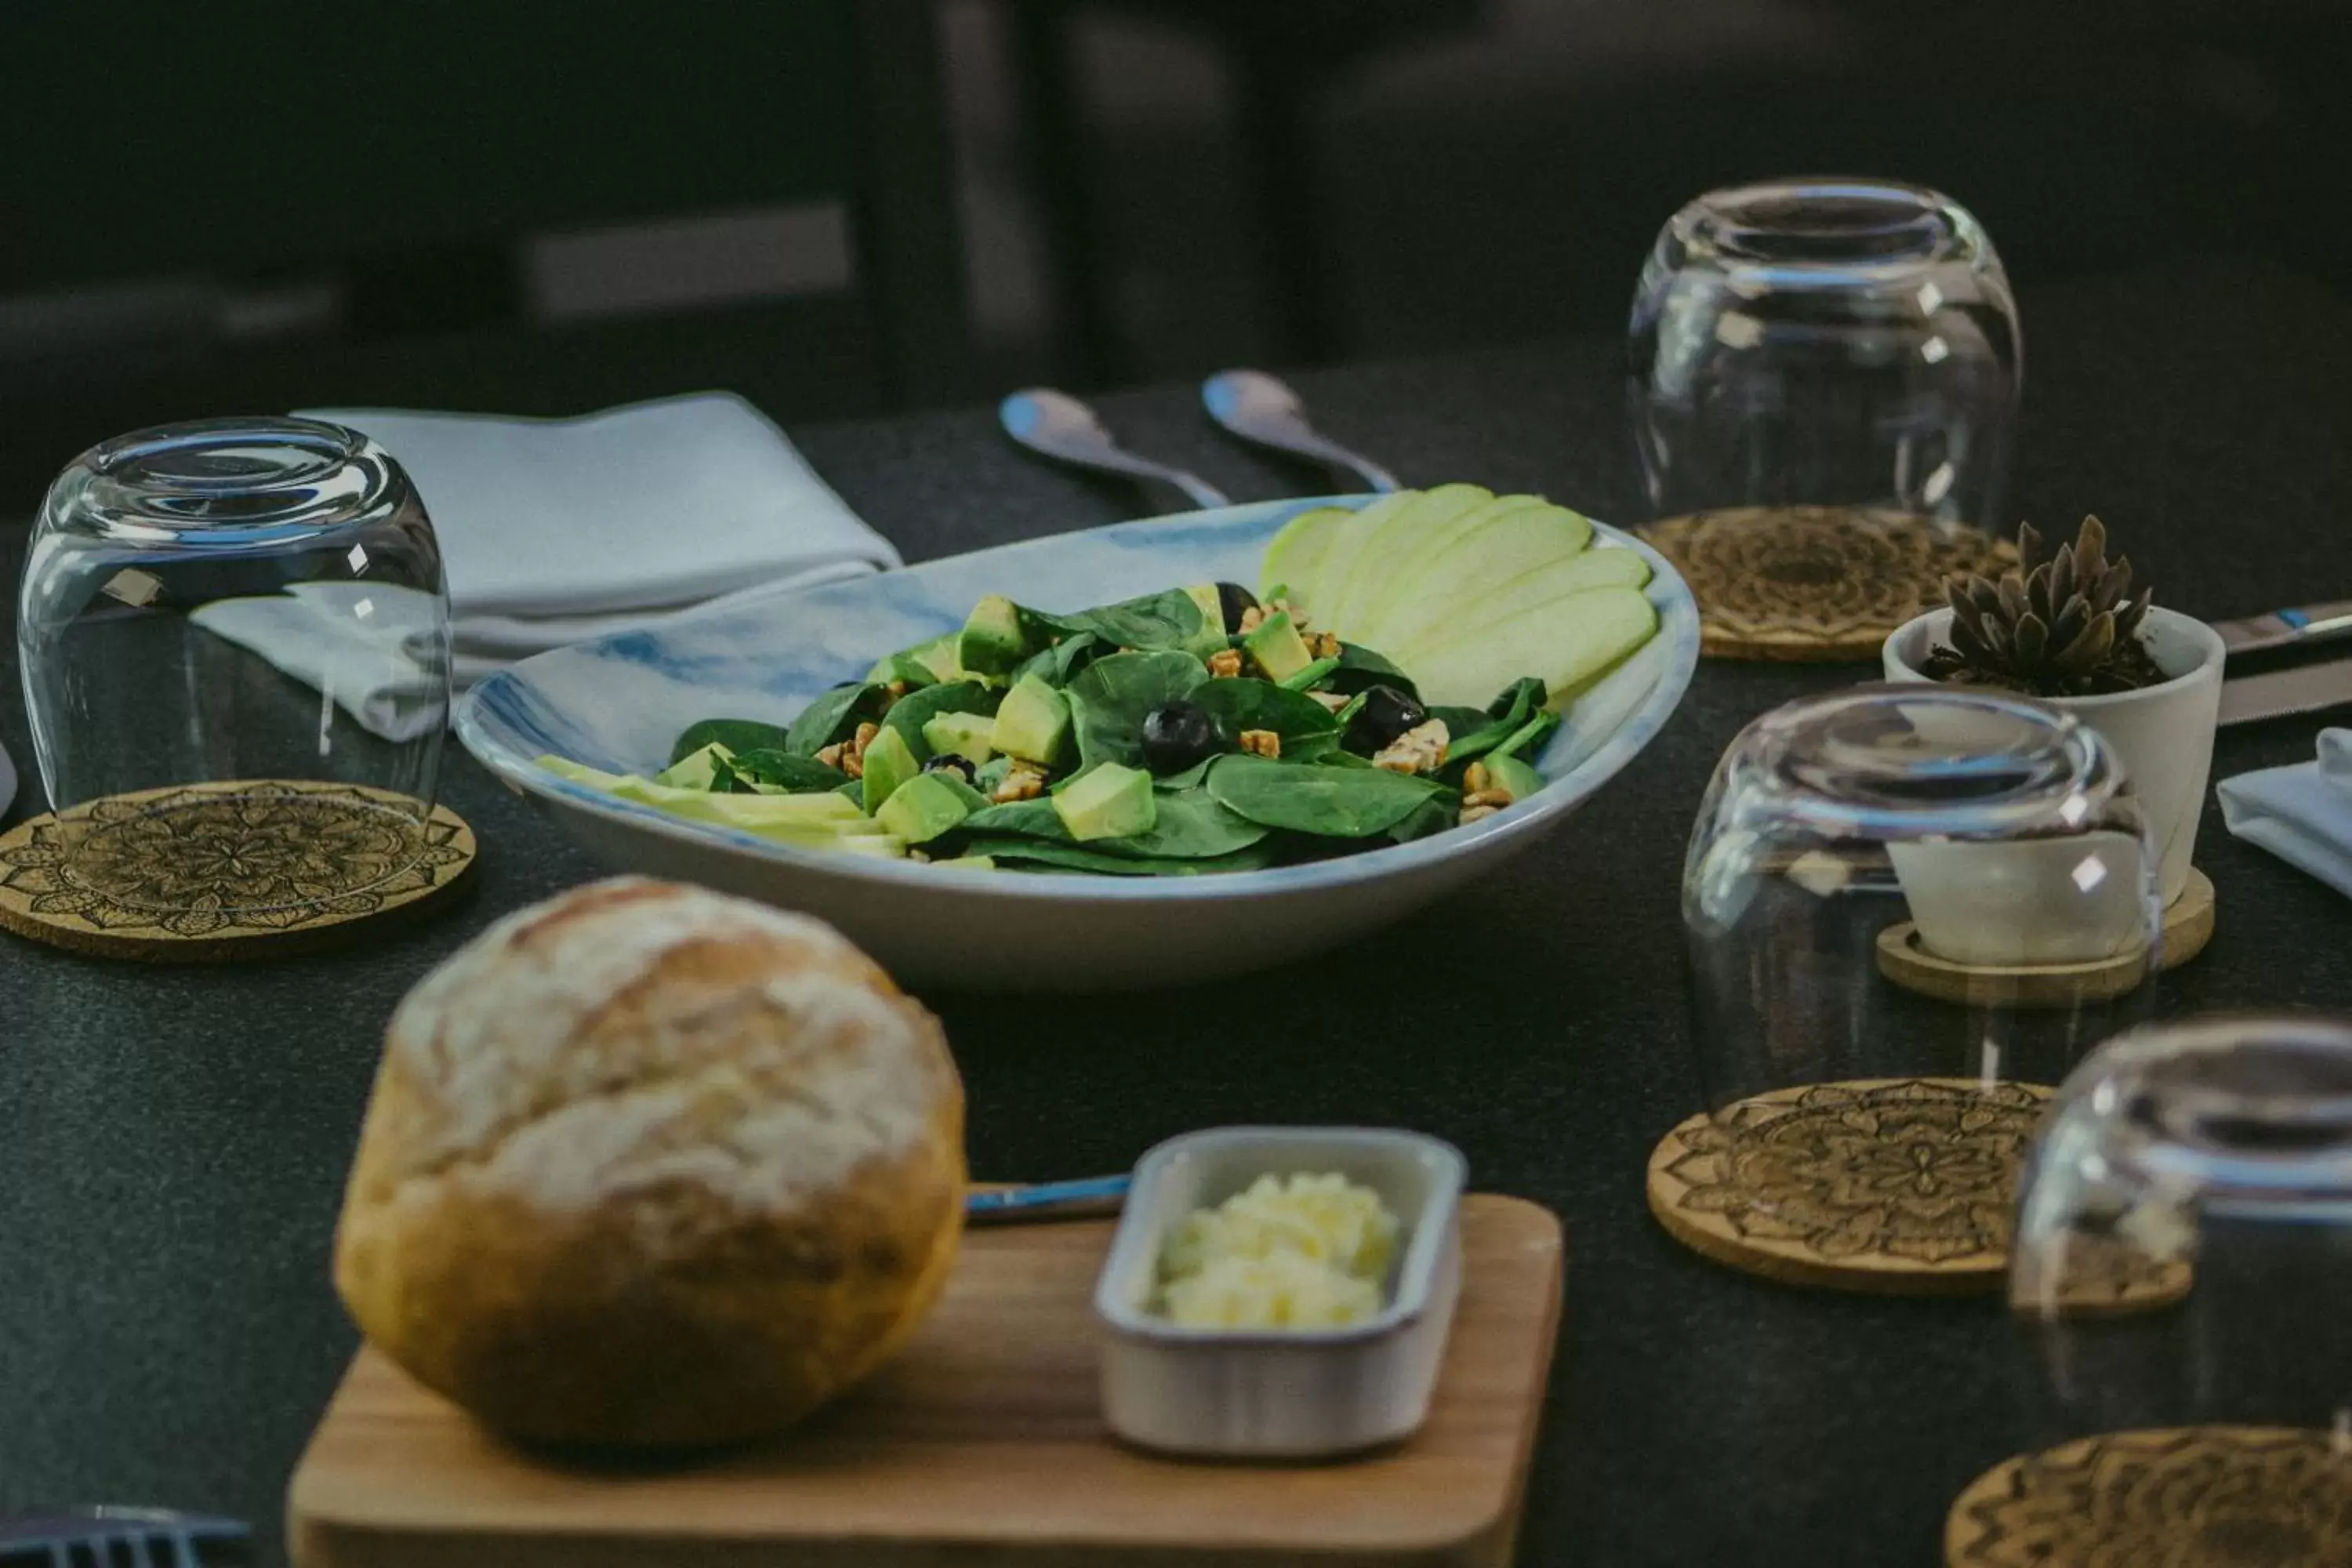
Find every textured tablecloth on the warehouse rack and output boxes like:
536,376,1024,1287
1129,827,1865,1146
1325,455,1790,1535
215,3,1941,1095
4,261,2349,1566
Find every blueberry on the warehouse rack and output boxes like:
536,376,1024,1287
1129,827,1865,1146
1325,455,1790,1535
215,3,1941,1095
921,753,978,783
1346,684,1427,753
1214,582,1260,635
1140,700,1221,774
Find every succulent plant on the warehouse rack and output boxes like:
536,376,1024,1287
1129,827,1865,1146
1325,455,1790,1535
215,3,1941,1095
1920,515,2164,696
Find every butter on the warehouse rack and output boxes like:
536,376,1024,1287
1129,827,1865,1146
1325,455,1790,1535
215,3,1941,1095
1155,1173,1399,1329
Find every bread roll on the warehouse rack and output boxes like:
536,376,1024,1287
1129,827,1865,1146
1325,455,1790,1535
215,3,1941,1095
334,877,965,1446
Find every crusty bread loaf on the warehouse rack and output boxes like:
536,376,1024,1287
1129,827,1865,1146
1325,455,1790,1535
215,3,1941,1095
333,877,965,1446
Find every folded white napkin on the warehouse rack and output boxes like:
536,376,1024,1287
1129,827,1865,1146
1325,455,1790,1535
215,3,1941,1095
191,582,450,743
2216,728,2352,897
298,391,898,664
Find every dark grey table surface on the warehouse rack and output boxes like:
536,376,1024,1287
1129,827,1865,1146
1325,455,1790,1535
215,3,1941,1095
4,261,2350,1566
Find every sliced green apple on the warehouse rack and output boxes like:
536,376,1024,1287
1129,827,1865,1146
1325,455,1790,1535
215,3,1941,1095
1401,586,1660,710
1380,539,1647,654
1316,484,1492,637
1258,503,1364,609
1350,503,1595,650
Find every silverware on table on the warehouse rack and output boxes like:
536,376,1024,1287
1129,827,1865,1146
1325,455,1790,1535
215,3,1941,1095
965,1174,1131,1225
2219,656,2352,726
2,1507,248,1566
1201,368,1401,495
0,738,16,818
999,388,1231,511
2212,598,2352,657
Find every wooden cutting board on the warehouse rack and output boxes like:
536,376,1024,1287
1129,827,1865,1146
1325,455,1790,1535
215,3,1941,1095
287,1194,1564,1568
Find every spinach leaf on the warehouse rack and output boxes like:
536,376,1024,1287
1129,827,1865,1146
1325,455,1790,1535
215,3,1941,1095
959,838,1279,877
1446,681,1552,765
1326,643,1419,699
1486,677,1550,721
1190,678,1341,746
1013,631,1104,688
1207,755,1448,837
1385,791,1458,844
670,717,790,765
1490,710,1561,762
729,748,852,793
959,787,1264,859
1152,757,1219,792
1278,656,1342,691
869,652,940,690
833,779,866,805
784,682,887,756
1428,706,1490,742
1065,651,1208,769
1025,589,1205,651
880,680,997,760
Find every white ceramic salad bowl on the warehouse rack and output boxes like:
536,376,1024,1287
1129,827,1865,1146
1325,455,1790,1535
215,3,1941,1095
456,496,1700,989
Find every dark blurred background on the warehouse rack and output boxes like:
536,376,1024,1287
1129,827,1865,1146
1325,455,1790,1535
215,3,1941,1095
2,0,2346,506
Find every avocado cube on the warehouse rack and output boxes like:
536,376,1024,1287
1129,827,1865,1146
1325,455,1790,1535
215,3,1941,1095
876,771,983,844
956,593,1031,676
1181,583,1232,655
859,725,922,815
867,630,963,687
1051,762,1156,842
1243,609,1314,682
653,741,733,791
922,710,997,765
989,674,1071,765
1482,753,1545,804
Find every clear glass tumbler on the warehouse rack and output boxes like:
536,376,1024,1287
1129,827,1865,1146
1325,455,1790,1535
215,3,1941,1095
1668,685,2163,1294
13,419,452,938
20,416,450,817
1962,1017,2352,1563
1629,178,2024,655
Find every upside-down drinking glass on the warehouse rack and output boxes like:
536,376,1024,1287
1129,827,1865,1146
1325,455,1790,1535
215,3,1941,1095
20,417,451,818
1628,179,2024,651
1667,685,2163,1294
1955,1017,2352,1563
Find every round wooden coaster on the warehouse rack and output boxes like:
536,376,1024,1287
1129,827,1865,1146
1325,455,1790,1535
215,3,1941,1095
1641,506,2017,662
1877,869,2216,1008
1648,1077,2050,1294
1946,1426,2352,1566
0,779,476,962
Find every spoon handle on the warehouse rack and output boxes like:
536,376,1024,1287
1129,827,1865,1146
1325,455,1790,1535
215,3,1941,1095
999,394,1232,510
1200,376,1401,494
966,1174,1132,1224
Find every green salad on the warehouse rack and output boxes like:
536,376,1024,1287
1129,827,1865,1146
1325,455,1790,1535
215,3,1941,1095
536,487,1661,875
539,583,1565,875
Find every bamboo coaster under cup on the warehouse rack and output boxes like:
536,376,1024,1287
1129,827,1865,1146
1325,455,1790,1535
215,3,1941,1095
1875,868,2216,1008
1647,1077,2187,1306
0,779,475,961
1642,506,2017,662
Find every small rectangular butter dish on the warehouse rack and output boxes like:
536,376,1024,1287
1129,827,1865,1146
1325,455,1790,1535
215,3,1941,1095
1092,1125,1468,1458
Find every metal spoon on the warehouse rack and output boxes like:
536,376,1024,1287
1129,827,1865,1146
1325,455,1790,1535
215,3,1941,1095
1202,368,1400,494
1000,388,1231,511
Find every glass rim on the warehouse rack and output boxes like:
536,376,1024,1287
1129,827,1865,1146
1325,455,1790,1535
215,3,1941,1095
1664,174,1997,288
1719,683,2132,844
2076,1016,2352,1197
40,416,408,551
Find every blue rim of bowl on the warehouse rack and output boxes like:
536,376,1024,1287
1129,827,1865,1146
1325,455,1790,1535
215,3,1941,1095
455,498,1701,905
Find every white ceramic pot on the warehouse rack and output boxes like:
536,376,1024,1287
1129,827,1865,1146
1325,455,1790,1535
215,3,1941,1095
1883,606,2223,909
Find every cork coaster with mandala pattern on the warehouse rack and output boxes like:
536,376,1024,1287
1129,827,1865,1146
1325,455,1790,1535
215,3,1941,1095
1647,1077,2188,1306
1947,1426,2352,1567
1642,506,2017,662
0,779,475,961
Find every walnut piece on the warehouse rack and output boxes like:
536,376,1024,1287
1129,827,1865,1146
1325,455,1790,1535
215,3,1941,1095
1207,648,1244,678
1373,717,1450,775
991,763,1047,803
1458,802,1504,826
1236,605,1267,635
1238,729,1282,759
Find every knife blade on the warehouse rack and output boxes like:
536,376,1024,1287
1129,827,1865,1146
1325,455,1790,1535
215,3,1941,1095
0,1508,248,1563
2218,657,2352,726
2212,598,2352,656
